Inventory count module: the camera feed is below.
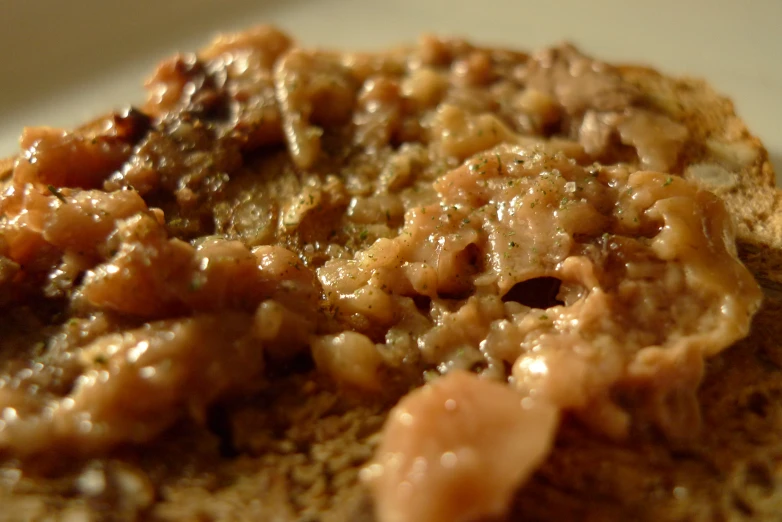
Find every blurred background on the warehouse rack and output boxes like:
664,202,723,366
0,0,779,177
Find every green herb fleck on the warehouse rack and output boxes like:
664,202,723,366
469,157,489,174
31,341,46,359
663,176,674,187
359,229,369,241
189,275,206,291
47,185,67,203
423,369,440,383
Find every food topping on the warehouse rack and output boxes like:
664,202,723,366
0,25,762,522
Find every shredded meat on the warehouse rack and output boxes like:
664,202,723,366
318,144,761,443
0,25,762,522
0,314,262,457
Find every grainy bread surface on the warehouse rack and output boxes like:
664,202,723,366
0,28,780,522
4,300,782,522
513,296,782,522
616,66,782,290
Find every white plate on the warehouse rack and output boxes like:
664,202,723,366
1,0,780,181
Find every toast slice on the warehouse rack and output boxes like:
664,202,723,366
0,26,779,522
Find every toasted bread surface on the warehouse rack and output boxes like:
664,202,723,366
0,28,779,522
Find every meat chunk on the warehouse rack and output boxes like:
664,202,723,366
363,370,559,522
